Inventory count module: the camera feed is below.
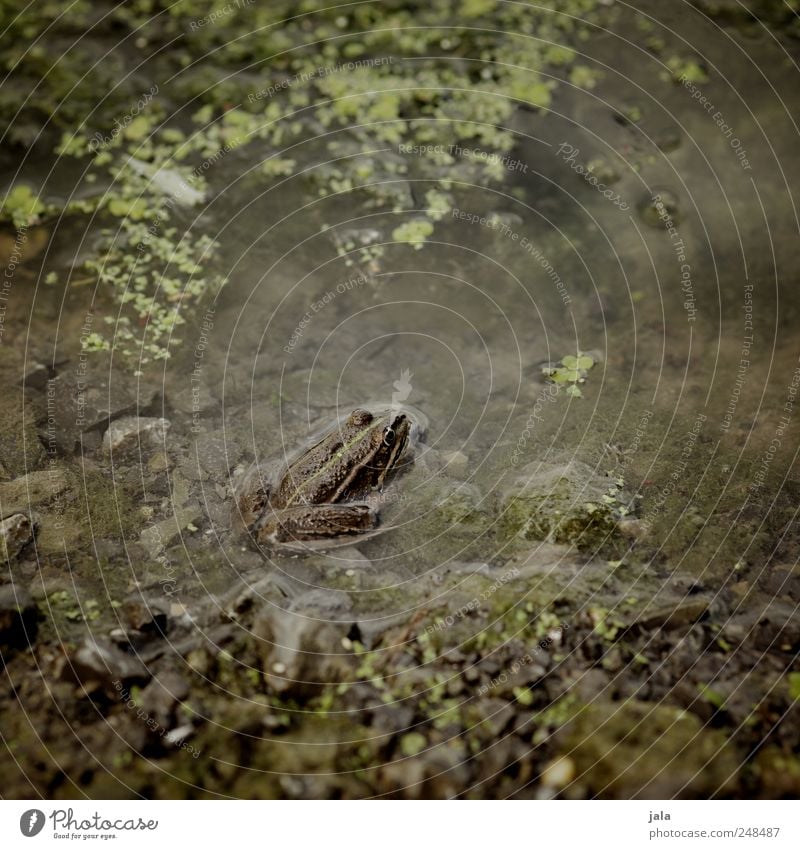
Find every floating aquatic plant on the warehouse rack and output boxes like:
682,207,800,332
542,351,596,397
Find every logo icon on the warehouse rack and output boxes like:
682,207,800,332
391,369,413,410
20,810,45,837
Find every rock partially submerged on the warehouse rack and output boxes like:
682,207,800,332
140,505,202,556
103,416,170,455
43,364,162,453
61,636,150,690
252,591,355,696
0,469,69,514
501,460,634,550
125,157,205,206
0,512,34,560
0,405,46,476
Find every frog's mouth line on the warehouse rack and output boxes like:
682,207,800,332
376,414,409,489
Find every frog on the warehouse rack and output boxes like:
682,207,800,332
234,408,412,549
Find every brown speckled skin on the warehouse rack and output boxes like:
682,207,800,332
258,504,376,544
237,409,411,544
273,409,409,507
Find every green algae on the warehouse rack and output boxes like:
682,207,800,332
1,0,609,364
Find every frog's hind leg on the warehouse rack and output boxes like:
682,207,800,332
257,504,377,544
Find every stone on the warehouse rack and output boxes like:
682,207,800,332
0,512,34,559
0,585,37,647
716,599,800,653
639,189,681,228
140,505,203,557
147,451,173,474
44,362,161,453
501,460,634,549
19,362,52,391
62,636,150,689
559,699,739,798
170,377,216,415
730,580,751,598
617,518,645,539
750,601,800,652
0,403,46,476
221,575,289,623
441,450,469,478
192,431,240,482
540,756,576,790
103,416,170,455
122,594,169,634
138,670,190,727
34,517,86,556
758,563,800,603
0,469,69,515
252,592,356,696
633,599,709,632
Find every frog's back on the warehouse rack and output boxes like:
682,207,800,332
274,430,345,506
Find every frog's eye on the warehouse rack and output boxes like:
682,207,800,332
382,427,395,447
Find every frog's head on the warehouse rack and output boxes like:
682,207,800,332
345,409,410,489
375,412,410,487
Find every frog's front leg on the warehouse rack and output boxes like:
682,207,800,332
233,469,272,535
257,504,377,544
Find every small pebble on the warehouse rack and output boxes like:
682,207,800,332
540,756,576,789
